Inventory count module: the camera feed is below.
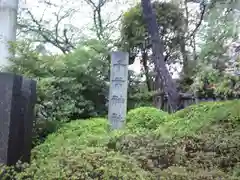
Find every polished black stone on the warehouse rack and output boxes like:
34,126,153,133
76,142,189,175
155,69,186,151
0,73,36,165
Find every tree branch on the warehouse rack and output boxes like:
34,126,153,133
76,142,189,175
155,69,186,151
83,0,109,40
18,7,76,53
188,1,207,38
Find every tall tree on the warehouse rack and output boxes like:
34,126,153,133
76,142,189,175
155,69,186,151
120,2,184,92
141,0,180,111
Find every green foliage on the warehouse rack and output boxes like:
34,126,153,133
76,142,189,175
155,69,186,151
191,66,240,98
1,80,239,179
126,106,169,130
7,40,110,145
107,131,238,179
32,119,63,146
17,147,152,180
9,100,239,179
186,2,240,94
190,67,221,97
198,1,239,64
0,162,29,180
156,100,240,137
6,0,239,179
0,164,16,180
31,118,111,162
120,1,184,64
127,72,154,109
8,40,109,122
112,101,240,179
214,73,240,98
15,118,152,179
128,91,156,108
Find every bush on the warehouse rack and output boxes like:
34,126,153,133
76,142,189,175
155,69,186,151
105,129,239,179
108,111,240,179
6,101,240,179
32,119,63,147
155,100,240,137
159,166,230,180
31,118,111,161
0,164,15,180
8,41,109,122
0,162,29,180
17,118,152,180
17,147,152,180
104,100,240,179
126,106,169,130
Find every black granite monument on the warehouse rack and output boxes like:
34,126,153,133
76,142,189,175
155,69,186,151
0,72,36,165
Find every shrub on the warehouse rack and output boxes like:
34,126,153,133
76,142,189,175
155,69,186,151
18,148,152,179
107,117,240,179
31,118,111,161
126,106,169,130
0,162,29,180
6,101,240,179
8,41,109,122
155,100,240,137
159,166,230,180
0,164,15,180
32,119,63,147
104,100,240,179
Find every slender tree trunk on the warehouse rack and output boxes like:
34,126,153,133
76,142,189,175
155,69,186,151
141,0,180,112
141,51,152,91
181,0,189,76
0,0,19,70
179,36,189,76
192,34,197,61
153,71,163,109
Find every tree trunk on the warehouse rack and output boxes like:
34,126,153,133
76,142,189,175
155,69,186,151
0,0,19,70
181,0,189,76
141,0,180,112
141,51,152,91
179,36,189,76
153,70,164,109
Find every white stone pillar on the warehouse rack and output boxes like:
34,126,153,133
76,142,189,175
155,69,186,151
0,0,19,70
108,51,129,129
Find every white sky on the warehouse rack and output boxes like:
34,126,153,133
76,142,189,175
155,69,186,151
23,0,145,74
22,0,201,78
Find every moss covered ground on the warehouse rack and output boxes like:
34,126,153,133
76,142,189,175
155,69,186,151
1,100,240,179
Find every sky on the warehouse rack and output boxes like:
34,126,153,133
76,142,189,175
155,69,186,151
22,0,151,75
22,0,202,78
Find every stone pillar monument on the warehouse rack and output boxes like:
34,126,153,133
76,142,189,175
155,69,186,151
108,51,129,129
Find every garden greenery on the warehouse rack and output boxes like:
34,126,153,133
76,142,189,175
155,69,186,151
1,100,239,179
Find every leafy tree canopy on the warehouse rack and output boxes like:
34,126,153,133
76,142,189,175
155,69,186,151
120,1,185,65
